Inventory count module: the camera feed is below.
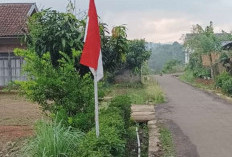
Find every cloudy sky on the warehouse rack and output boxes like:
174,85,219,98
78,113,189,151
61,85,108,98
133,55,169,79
1,0,232,43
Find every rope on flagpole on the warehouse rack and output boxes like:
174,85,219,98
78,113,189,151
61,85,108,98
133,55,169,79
94,71,100,138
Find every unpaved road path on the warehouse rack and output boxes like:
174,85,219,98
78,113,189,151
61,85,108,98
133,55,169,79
155,75,232,157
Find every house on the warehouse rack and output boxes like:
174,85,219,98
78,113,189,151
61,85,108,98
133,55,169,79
0,3,38,86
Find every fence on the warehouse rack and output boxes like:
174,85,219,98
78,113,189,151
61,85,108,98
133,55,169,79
0,54,26,86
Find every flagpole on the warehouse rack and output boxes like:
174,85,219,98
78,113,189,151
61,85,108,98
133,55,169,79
94,71,100,138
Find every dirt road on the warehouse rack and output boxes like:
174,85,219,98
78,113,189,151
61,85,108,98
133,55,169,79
155,75,232,157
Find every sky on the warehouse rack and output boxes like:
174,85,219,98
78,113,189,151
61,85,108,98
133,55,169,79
1,0,232,43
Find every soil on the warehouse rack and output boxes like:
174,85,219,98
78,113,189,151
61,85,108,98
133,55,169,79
0,92,42,157
195,78,214,86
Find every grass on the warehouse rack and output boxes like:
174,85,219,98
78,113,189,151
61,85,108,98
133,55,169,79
140,123,149,157
159,126,175,157
21,120,84,157
107,76,165,104
179,71,215,90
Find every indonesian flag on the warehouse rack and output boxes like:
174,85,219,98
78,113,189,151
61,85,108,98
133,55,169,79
80,0,103,81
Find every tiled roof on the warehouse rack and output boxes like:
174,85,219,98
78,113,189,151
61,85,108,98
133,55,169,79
0,3,37,37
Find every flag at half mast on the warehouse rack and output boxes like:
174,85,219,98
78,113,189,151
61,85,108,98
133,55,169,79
80,0,103,81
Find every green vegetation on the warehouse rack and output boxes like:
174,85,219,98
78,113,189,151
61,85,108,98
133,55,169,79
127,39,151,74
181,21,232,97
77,95,132,157
162,59,184,74
148,42,185,73
179,70,195,83
215,72,232,95
14,49,95,132
22,120,84,157
14,6,154,157
108,77,165,104
140,124,149,157
183,21,232,79
159,126,175,157
25,9,84,68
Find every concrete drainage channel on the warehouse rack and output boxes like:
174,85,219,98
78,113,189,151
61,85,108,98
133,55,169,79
131,105,160,157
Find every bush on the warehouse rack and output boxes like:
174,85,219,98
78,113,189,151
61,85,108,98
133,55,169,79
180,70,195,83
77,96,132,157
14,49,95,132
221,78,232,95
77,107,126,157
22,120,84,157
215,72,231,88
109,95,131,129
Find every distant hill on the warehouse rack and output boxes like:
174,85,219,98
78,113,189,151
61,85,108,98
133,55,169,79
148,42,185,73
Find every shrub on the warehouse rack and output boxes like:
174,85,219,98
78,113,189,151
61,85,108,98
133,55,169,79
109,95,131,129
221,78,232,95
77,107,126,157
180,70,195,83
14,49,95,132
78,96,133,157
22,120,84,157
215,72,231,88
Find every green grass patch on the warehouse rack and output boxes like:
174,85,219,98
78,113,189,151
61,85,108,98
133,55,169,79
108,76,165,104
21,120,84,157
179,71,214,90
159,126,175,157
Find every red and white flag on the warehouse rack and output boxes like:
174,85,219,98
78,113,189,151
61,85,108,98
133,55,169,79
80,0,103,81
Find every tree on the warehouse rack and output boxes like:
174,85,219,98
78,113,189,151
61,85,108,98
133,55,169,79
184,22,223,78
126,39,151,74
148,42,185,73
101,25,129,78
25,9,84,67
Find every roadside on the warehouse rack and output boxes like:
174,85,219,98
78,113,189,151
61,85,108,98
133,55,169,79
179,72,232,103
107,76,175,157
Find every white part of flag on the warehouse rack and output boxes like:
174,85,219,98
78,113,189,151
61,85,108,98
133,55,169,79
90,51,103,82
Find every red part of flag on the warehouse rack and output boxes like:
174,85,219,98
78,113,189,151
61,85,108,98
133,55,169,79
80,0,101,70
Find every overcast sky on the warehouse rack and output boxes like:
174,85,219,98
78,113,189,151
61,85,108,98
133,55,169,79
1,0,232,43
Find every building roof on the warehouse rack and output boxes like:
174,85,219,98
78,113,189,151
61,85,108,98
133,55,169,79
0,3,38,37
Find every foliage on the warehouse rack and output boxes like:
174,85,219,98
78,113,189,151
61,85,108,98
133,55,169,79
219,51,232,74
215,72,232,95
14,49,94,132
25,9,84,68
127,39,151,74
187,52,211,78
221,78,232,95
77,96,133,157
180,70,195,83
183,21,232,78
109,95,131,130
149,42,185,73
159,126,176,157
21,120,84,157
215,72,231,88
101,25,129,75
184,22,221,55
108,77,165,104
162,59,183,74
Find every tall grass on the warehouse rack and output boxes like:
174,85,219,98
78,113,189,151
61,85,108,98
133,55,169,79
145,79,165,104
21,120,84,157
